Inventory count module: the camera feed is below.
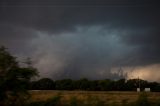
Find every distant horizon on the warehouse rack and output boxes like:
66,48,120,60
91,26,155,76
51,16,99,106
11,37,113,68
34,75,160,83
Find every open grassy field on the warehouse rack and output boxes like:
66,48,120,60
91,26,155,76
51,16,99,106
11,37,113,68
29,90,160,106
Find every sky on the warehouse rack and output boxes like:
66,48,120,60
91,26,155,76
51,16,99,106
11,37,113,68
0,0,160,81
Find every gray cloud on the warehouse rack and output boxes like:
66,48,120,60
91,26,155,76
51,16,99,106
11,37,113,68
28,26,156,80
0,0,160,32
0,0,160,81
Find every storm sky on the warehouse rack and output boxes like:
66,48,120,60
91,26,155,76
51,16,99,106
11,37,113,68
0,0,160,81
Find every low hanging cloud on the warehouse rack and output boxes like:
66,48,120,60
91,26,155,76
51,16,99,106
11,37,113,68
24,26,159,81
111,64,160,82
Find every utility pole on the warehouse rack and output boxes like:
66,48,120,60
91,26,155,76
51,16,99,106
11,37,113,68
138,76,140,89
137,76,141,92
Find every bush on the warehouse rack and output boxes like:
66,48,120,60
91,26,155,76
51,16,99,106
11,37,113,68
45,95,61,106
135,92,150,106
27,101,45,106
70,97,78,106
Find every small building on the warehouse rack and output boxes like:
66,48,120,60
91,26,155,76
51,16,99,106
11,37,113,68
144,88,151,92
137,88,140,92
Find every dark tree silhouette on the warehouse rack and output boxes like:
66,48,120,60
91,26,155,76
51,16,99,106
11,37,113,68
0,46,38,106
31,78,55,90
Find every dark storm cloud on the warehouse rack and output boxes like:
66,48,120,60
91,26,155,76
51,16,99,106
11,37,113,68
0,0,160,33
0,0,159,6
0,23,38,56
119,28,160,66
0,0,160,80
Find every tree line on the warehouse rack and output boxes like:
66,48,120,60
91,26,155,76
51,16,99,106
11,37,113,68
30,78,160,92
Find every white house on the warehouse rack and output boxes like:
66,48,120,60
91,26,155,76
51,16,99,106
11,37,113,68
144,88,151,92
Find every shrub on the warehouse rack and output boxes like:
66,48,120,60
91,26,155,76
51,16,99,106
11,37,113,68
45,95,61,106
135,92,150,106
70,97,78,106
27,101,45,106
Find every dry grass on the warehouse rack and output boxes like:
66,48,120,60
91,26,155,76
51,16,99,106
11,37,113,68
29,90,160,105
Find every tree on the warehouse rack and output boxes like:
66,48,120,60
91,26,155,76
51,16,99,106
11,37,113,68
88,80,99,91
148,82,160,92
98,79,113,91
76,78,90,90
0,46,38,106
115,79,126,91
31,78,55,90
55,79,73,90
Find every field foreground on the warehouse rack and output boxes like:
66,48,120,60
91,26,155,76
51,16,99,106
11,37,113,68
29,90,160,106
